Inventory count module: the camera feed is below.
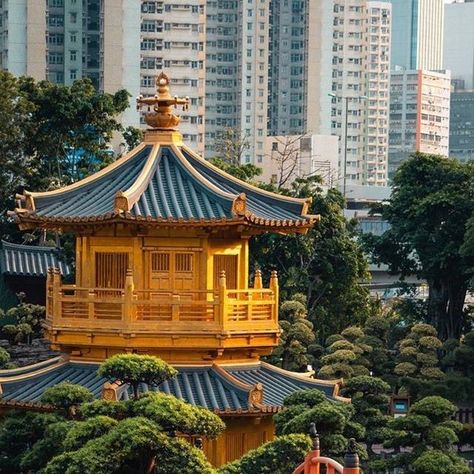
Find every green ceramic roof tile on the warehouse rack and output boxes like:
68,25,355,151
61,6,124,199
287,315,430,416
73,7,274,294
0,360,339,412
17,143,313,228
0,241,71,277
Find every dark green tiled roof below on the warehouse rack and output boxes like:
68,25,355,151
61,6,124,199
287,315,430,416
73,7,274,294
0,360,338,413
1,241,71,277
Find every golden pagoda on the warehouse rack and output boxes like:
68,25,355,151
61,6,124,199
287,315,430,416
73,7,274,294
3,73,346,466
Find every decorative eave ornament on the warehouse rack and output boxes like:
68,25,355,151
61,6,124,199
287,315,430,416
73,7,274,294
136,72,189,131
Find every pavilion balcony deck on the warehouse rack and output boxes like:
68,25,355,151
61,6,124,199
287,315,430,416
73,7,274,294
45,269,279,337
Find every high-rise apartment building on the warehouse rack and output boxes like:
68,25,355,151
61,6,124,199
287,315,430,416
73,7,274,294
365,2,391,185
389,69,451,177
269,0,391,187
444,0,474,91
329,1,391,186
267,0,306,136
0,0,46,80
139,1,206,152
0,0,141,128
389,0,444,71
204,1,270,163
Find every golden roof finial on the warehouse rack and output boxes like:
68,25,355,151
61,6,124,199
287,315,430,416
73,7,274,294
136,72,189,131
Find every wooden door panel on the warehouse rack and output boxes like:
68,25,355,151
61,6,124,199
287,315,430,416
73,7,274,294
147,251,198,294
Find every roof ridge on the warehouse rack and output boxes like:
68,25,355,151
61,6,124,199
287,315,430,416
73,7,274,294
1,240,60,253
181,144,313,211
0,356,68,382
259,361,342,387
113,144,161,212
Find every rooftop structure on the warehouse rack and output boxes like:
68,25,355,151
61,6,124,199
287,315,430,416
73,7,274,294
0,240,71,305
8,73,337,466
0,241,71,278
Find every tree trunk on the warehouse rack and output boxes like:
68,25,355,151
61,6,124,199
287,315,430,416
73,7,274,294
427,278,448,337
446,279,467,340
428,277,467,340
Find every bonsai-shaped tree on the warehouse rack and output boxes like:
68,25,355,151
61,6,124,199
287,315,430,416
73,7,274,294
217,434,312,474
2,303,45,344
341,375,391,458
318,326,372,380
97,353,178,399
379,396,469,474
267,293,316,371
40,381,94,417
273,389,366,461
394,323,445,388
0,356,225,473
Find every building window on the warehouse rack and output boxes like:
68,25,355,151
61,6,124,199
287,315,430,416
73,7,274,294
70,50,77,61
70,70,77,80
48,15,64,27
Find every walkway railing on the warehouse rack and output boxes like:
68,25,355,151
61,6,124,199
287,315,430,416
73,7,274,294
292,423,360,474
45,268,279,335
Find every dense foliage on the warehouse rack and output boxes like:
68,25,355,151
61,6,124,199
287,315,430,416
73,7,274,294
0,71,134,241
363,153,474,339
251,182,373,340
97,354,178,398
0,356,224,474
273,389,367,461
265,293,316,371
0,302,45,344
376,396,470,474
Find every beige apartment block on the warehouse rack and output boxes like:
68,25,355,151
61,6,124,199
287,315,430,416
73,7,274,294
389,69,451,178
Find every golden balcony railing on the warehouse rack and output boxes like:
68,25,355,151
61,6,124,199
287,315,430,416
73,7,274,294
45,268,279,336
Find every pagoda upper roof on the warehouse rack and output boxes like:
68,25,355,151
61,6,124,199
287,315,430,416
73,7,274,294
13,141,315,233
12,72,317,234
0,358,348,415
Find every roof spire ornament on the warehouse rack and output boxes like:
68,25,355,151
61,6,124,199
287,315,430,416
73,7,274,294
136,72,189,131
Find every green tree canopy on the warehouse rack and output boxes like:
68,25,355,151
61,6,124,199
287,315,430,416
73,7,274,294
40,382,94,415
273,389,366,461
363,153,474,339
251,183,373,341
97,354,178,399
0,72,131,241
218,434,312,474
266,293,316,371
379,396,469,473
341,376,391,456
318,326,372,380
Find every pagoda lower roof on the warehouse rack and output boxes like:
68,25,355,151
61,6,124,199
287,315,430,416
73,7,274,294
0,241,71,278
13,141,316,233
0,357,347,415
